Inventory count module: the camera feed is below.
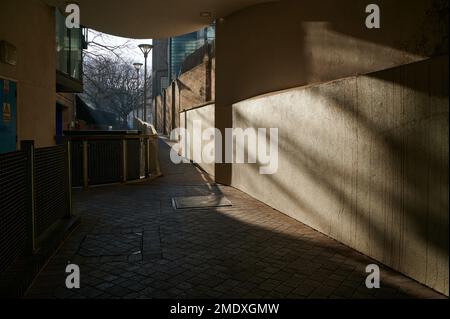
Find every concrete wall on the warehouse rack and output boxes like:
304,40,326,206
215,0,448,183
56,92,75,130
180,103,215,176
155,0,449,294
216,0,447,108
0,0,56,148
231,56,449,295
210,0,449,294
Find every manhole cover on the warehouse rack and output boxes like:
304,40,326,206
78,232,142,258
172,195,232,209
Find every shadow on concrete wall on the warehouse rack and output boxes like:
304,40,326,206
231,56,448,293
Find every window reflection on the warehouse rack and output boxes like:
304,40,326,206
55,9,83,81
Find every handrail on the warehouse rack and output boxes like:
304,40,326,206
64,130,161,189
63,134,153,141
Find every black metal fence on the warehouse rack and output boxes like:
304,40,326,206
0,151,28,274
0,142,71,274
64,131,158,188
34,145,70,237
88,139,123,185
0,132,159,274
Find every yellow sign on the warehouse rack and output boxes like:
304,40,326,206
3,102,11,123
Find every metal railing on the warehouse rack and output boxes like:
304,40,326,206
0,130,160,275
34,144,71,237
0,151,28,274
0,141,71,274
64,130,160,189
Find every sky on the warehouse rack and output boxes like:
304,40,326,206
86,29,153,67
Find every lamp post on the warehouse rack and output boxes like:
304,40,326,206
138,44,153,124
133,62,143,121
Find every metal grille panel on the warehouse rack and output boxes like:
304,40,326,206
88,140,123,185
0,151,28,273
34,145,68,237
71,141,83,187
127,139,141,181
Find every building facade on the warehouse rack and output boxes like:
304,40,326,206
0,1,85,153
152,25,215,132
151,39,169,101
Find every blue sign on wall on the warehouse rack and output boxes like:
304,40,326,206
0,78,17,154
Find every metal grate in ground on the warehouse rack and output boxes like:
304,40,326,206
171,195,232,209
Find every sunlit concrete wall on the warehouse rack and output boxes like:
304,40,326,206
232,56,449,295
216,0,447,109
0,0,56,148
215,0,448,184
213,0,449,294
180,104,215,176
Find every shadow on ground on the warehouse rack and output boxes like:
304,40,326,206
25,139,445,299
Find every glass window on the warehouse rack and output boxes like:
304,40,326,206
69,28,82,80
55,9,83,81
56,10,68,74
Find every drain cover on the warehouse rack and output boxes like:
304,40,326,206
172,195,232,209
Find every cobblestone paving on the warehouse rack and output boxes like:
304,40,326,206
25,140,445,299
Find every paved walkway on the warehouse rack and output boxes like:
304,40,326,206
26,139,445,299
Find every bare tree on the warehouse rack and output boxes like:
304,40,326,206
84,30,133,62
82,55,151,125
79,30,152,128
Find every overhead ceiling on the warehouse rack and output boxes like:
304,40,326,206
43,0,275,38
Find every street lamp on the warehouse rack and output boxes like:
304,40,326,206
138,44,153,124
133,62,143,121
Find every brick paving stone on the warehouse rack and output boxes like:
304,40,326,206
24,139,447,299
292,284,317,297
